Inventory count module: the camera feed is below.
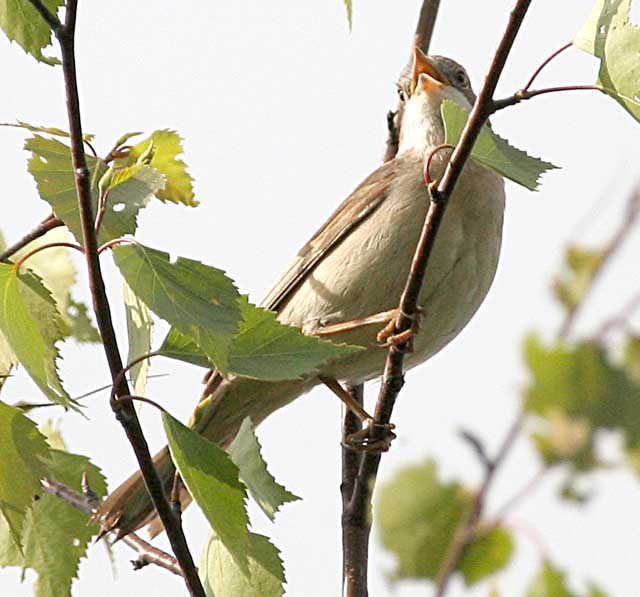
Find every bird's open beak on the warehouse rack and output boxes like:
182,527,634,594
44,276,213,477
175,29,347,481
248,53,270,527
410,47,449,96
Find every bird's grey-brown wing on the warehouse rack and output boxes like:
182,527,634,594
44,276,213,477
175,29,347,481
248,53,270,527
260,158,399,312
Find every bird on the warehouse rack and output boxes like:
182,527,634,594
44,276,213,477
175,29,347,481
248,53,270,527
96,49,506,538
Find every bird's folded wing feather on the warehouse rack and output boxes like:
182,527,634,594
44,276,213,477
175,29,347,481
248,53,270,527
260,158,399,312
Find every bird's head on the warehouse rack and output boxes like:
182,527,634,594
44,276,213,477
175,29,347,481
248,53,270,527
398,49,476,156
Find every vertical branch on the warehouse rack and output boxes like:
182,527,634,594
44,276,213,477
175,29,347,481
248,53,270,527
27,1,205,594
342,1,534,596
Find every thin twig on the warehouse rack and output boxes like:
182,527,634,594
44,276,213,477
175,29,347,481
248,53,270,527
14,241,84,271
342,2,534,596
491,84,602,112
0,214,64,262
41,477,182,576
522,42,572,92
595,288,640,339
434,412,524,596
558,182,640,339
27,1,205,593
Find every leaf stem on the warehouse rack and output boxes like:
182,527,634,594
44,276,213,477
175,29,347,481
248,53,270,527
13,241,84,271
522,41,572,92
0,214,64,263
491,84,602,112
27,1,205,592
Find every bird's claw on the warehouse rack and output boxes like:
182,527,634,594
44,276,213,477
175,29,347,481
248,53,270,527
343,421,397,453
376,307,424,352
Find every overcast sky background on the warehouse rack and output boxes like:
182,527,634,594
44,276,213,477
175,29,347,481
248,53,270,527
1,1,640,596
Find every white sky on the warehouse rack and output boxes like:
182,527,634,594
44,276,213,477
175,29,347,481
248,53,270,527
1,1,640,596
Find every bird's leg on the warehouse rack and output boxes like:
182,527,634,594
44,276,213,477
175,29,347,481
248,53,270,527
320,377,396,453
376,307,425,351
313,309,398,337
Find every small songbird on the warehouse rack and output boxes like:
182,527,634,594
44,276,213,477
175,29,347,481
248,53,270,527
97,49,506,537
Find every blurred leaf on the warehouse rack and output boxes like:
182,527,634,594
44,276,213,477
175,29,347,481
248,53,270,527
0,447,107,597
228,418,300,521
26,136,163,245
123,281,153,396
0,0,64,65
163,413,249,572
200,530,285,597
442,100,558,190
123,130,197,206
459,527,514,587
0,402,49,552
552,246,605,315
377,459,512,583
0,264,72,407
40,420,66,451
574,0,640,121
623,335,640,382
0,121,94,141
527,561,575,597
525,335,640,473
113,243,241,373
343,0,353,30
64,299,100,343
160,297,363,381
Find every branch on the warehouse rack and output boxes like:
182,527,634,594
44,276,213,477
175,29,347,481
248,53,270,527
26,1,205,593
0,214,63,262
41,478,182,576
342,2,533,595
559,182,640,339
434,412,524,596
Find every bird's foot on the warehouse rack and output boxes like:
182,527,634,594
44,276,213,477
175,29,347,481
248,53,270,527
343,421,397,453
376,307,424,352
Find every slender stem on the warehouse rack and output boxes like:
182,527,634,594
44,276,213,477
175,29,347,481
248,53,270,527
118,395,169,414
491,84,602,112
522,41,572,92
26,1,205,593
414,0,441,55
595,288,640,340
98,237,136,254
41,478,182,576
110,351,162,402
491,466,549,523
0,214,64,262
343,2,533,595
14,241,83,271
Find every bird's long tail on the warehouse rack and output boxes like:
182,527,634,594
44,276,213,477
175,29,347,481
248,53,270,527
95,375,309,538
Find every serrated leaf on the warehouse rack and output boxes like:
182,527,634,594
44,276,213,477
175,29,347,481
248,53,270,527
159,297,363,381
0,263,72,407
552,245,605,316
442,100,559,190
64,299,100,343
163,413,249,572
0,447,107,597
123,281,153,396
228,297,363,380
124,130,197,206
25,136,163,245
113,244,241,373
343,0,353,30
459,527,514,586
0,0,64,65
0,121,94,141
574,0,640,121
228,418,300,521
0,402,50,552
201,530,285,597
527,561,576,597
377,459,512,582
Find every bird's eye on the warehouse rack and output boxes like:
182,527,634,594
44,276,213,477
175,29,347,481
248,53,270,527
455,70,468,87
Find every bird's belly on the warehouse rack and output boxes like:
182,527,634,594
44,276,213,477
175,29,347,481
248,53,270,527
277,164,505,384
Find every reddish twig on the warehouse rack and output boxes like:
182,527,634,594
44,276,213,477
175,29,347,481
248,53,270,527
522,41,572,92
14,241,84,271
491,84,603,112
342,2,534,595
98,237,137,254
0,214,64,263
27,2,205,593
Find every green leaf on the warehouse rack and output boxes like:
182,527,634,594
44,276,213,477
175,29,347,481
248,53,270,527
343,0,353,30
64,299,100,343
201,530,285,597
552,245,605,316
228,418,300,521
113,243,241,373
524,335,640,472
0,263,72,407
123,281,153,396
160,297,363,381
0,402,50,552
527,561,576,597
442,100,559,190
377,459,513,582
0,447,107,597
25,136,163,245
124,130,197,206
574,0,640,121
459,527,514,587
163,413,249,571
0,0,64,65
0,121,94,141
